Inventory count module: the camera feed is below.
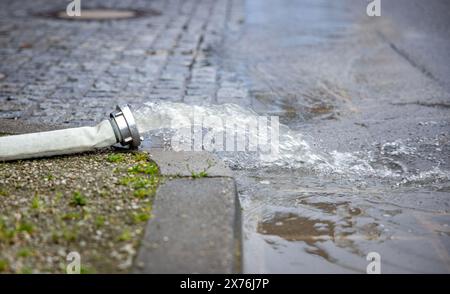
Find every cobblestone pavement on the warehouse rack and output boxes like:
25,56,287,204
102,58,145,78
0,0,246,126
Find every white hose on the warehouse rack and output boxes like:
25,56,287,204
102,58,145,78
0,120,117,161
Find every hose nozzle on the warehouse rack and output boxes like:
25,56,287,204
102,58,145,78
109,104,142,148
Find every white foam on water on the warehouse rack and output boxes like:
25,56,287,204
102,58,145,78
134,101,331,170
133,101,449,182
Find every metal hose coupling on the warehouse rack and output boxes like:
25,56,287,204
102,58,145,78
109,104,142,148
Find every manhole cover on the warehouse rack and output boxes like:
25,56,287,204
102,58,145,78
58,9,136,20
38,8,160,21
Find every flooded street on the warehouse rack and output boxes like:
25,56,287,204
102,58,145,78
220,0,450,273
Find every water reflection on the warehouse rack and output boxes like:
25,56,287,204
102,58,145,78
258,212,335,261
239,169,450,273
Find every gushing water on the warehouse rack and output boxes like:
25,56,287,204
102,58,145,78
133,101,449,182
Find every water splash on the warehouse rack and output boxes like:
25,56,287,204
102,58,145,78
133,101,448,181
134,101,332,171
380,140,416,156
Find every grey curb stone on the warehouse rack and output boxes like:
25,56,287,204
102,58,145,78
133,176,241,273
148,148,233,177
133,148,241,273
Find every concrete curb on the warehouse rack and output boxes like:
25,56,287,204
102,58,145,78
133,149,242,273
148,148,233,177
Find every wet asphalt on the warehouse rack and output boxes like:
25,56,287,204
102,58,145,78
222,0,450,273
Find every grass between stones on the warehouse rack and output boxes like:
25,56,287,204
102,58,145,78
0,150,160,273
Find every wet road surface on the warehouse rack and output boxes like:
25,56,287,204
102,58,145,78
221,0,450,273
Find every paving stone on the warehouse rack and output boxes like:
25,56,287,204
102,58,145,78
0,0,247,127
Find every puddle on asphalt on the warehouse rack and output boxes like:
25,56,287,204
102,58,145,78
258,213,338,263
258,213,335,243
237,169,450,273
